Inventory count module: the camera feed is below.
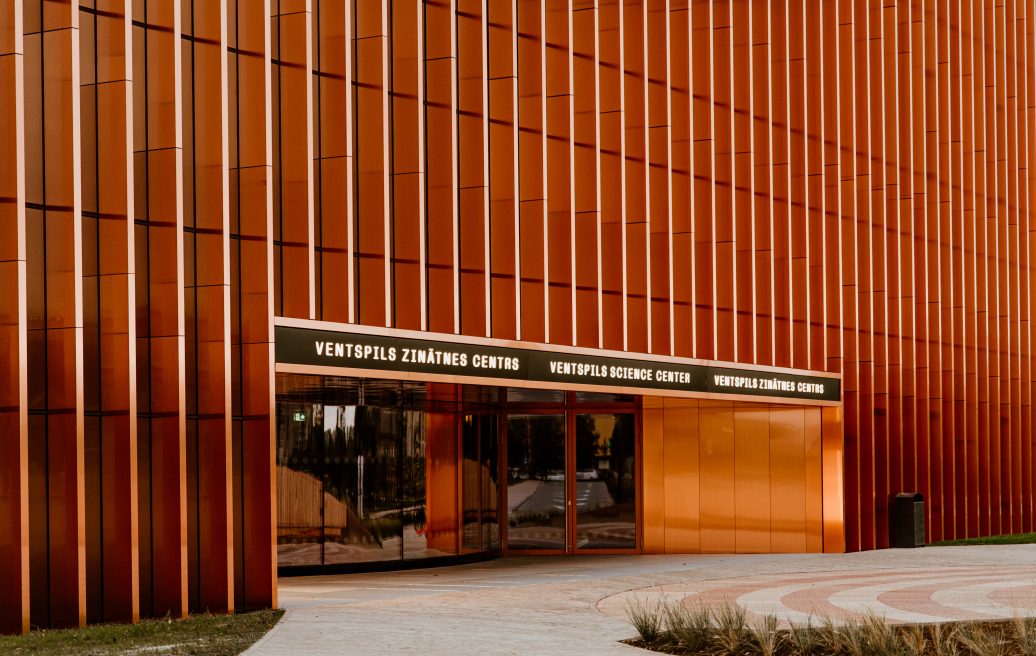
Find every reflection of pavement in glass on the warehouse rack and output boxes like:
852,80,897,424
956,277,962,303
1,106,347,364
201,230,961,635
277,543,322,567
505,480,542,511
574,481,615,512
510,480,615,514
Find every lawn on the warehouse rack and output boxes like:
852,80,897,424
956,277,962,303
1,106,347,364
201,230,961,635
930,531,1036,546
0,609,283,656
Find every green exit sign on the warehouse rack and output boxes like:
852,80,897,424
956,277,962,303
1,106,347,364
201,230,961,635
293,412,306,422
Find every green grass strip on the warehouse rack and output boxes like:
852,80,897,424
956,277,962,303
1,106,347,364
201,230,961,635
0,608,283,656
930,532,1036,546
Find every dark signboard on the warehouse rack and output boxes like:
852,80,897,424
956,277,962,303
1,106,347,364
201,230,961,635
275,325,841,403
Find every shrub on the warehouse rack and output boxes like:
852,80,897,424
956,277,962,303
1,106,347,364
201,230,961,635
748,614,783,656
624,596,664,643
711,602,748,655
788,617,821,656
665,600,712,652
954,622,1011,656
1014,616,1036,656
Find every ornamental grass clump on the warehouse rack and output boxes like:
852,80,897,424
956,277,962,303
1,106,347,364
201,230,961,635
902,624,927,656
787,618,822,656
1014,616,1036,656
748,613,783,656
860,612,908,656
711,602,749,655
664,600,712,652
624,596,665,643
954,622,1012,656
929,623,960,656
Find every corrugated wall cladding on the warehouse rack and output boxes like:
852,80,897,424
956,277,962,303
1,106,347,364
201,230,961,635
1,0,1035,633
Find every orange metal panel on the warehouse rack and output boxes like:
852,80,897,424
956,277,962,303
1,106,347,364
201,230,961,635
661,398,700,553
487,0,518,340
0,0,30,634
457,0,489,337
690,1,713,359
640,397,665,553
80,0,139,624
183,0,233,614
573,3,601,349
669,4,691,358
698,400,735,552
769,405,806,553
646,0,672,357
733,402,771,553
425,0,458,335
598,0,624,351
546,0,574,346
803,406,824,553
623,0,648,354
230,0,275,612
271,0,313,320
392,0,427,333
354,1,390,328
132,0,188,620
314,0,353,324
24,0,87,628
821,405,846,553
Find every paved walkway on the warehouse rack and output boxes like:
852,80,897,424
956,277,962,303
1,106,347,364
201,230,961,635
247,546,1036,656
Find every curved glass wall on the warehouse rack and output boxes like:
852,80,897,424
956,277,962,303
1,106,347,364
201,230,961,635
276,375,640,569
275,376,501,568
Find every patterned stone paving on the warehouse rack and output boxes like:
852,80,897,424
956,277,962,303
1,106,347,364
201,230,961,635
597,565,1036,625
249,546,1036,655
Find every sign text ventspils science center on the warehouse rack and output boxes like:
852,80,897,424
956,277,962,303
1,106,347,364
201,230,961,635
275,325,840,403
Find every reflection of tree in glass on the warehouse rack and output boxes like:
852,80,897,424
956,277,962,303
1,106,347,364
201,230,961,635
528,416,564,479
609,414,635,501
575,414,600,471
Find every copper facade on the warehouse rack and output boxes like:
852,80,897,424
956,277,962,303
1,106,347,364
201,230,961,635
1,0,1036,634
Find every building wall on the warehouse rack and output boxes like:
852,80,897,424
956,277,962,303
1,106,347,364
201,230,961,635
281,0,1036,552
1,0,1036,634
641,397,844,554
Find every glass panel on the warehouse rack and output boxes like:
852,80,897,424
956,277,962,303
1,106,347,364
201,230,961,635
574,413,637,549
506,414,566,550
505,387,565,404
422,407,460,556
401,410,430,559
461,414,480,551
323,405,402,564
276,402,323,567
480,415,500,549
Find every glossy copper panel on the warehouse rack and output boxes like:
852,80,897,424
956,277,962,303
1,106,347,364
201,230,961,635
661,398,700,553
230,0,275,612
698,400,735,552
271,0,314,320
314,0,353,324
425,0,458,335
24,0,87,628
80,0,139,624
132,0,187,620
640,398,665,552
0,0,29,634
733,402,771,552
391,0,426,332
183,0,233,614
457,0,488,336
572,3,600,349
354,1,390,328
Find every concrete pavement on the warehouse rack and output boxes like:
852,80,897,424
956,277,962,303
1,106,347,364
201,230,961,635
247,546,1036,656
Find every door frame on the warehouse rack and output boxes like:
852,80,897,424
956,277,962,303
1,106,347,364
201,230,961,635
500,399,642,555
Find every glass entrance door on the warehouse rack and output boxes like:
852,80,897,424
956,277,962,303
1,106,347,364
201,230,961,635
505,412,638,553
505,414,567,550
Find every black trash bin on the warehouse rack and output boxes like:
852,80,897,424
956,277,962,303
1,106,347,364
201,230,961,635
891,493,925,548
